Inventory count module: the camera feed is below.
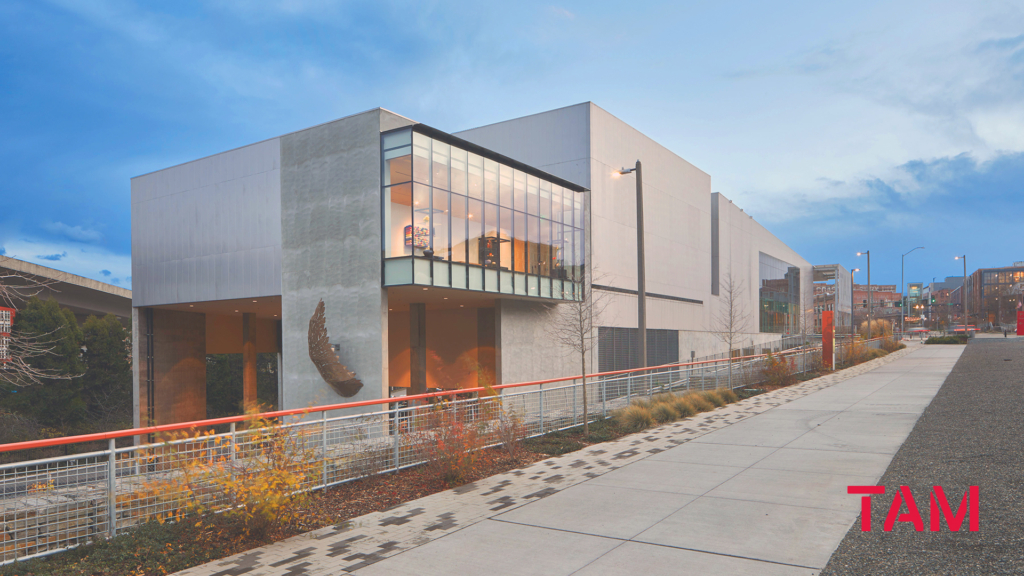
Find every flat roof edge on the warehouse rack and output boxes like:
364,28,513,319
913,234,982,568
1,256,132,299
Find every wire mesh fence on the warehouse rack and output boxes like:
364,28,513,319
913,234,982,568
0,334,885,565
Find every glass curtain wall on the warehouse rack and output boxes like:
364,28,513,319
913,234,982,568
979,267,1024,326
382,127,585,299
759,252,801,334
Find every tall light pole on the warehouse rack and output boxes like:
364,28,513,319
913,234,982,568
616,161,646,368
851,268,860,337
857,251,871,339
901,247,925,335
955,255,967,331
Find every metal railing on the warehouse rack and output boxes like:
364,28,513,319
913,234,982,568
0,336,888,565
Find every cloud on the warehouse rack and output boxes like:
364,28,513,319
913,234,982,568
100,269,111,276
2,237,130,287
43,222,103,243
549,7,575,20
755,149,1024,282
0,247,5,256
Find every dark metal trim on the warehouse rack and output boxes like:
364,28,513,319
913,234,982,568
592,284,703,305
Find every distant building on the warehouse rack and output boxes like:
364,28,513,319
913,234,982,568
965,263,1024,327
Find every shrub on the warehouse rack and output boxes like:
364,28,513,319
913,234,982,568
926,335,968,344
418,403,486,486
651,393,677,406
701,391,726,408
865,348,889,361
496,408,528,464
859,319,893,340
717,389,739,403
616,404,656,432
880,337,903,353
687,394,715,413
139,408,321,540
630,397,654,411
760,351,796,388
651,402,679,424
670,397,696,418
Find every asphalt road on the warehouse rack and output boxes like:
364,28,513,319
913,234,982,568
820,338,1024,575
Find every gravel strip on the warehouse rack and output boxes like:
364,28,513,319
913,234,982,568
820,339,1024,576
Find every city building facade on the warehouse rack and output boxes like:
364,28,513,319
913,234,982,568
130,103,825,427
965,262,1024,328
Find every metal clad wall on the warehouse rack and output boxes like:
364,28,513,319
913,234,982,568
131,138,282,306
598,327,680,372
453,103,591,189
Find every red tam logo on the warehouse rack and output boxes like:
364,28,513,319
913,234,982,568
848,485,979,532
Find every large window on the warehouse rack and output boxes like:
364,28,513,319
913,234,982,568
759,252,801,334
382,127,585,299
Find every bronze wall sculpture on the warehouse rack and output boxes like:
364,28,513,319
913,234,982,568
308,299,364,397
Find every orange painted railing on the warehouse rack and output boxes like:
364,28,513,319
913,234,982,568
0,337,878,455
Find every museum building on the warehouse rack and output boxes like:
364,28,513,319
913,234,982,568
130,103,832,427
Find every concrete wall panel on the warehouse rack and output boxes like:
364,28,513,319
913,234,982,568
496,299,581,386
131,138,282,307
280,109,416,414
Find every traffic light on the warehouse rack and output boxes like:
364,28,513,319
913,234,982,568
896,299,902,308
930,296,936,304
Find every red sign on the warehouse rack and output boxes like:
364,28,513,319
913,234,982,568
822,311,834,370
0,307,14,364
849,485,979,532
1018,310,1024,337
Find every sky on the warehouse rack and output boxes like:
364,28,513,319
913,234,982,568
1,0,1022,291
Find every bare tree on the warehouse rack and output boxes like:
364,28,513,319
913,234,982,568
0,256,76,387
547,271,607,435
709,273,752,388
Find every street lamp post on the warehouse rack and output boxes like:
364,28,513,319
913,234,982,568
955,255,967,332
901,247,925,335
857,251,871,339
851,268,860,338
616,161,647,368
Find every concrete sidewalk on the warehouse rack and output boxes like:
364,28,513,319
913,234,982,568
357,345,961,576
175,344,962,576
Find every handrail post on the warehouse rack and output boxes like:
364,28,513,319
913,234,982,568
539,383,545,434
107,438,116,539
229,422,236,481
322,411,329,489
393,404,401,473
573,379,578,426
602,378,607,418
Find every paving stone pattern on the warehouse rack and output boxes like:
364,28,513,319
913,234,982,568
174,347,919,576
